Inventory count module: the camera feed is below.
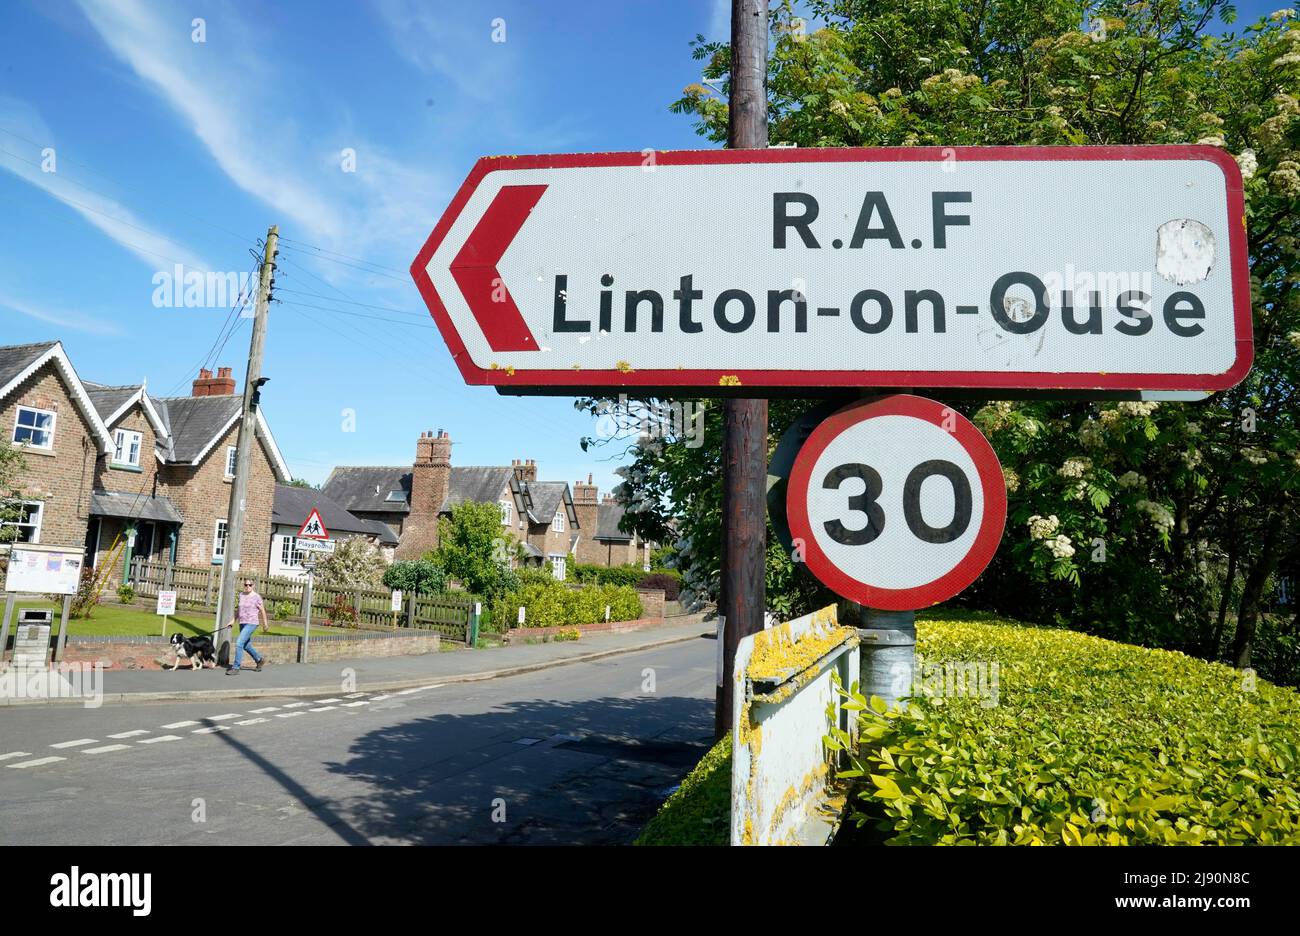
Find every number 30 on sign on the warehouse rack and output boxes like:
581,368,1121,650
786,395,1007,610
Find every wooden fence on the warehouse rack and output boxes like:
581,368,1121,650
127,558,476,641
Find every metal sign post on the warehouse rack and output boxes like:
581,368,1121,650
300,559,316,664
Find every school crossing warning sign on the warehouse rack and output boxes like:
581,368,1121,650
298,509,329,540
411,145,1251,394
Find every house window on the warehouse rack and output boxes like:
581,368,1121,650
552,509,565,533
224,446,237,478
500,499,512,526
0,501,42,544
13,406,55,449
551,555,566,581
385,490,406,502
113,429,142,467
213,520,228,562
280,535,303,569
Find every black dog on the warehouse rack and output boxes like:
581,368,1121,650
168,633,217,671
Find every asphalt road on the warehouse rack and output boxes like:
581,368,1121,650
0,636,715,845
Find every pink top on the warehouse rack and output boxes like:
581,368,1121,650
237,591,264,626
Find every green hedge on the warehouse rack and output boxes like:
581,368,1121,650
636,734,731,846
636,610,1300,845
570,563,645,587
841,611,1300,845
489,580,642,630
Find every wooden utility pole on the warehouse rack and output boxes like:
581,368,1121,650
215,225,278,665
716,0,769,739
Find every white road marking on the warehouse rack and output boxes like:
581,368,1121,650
7,756,65,769
369,695,392,702
417,684,444,691
192,726,230,734
82,744,132,754
0,752,33,761
50,739,98,749
138,735,182,744
275,711,306,719
162,720,200,729
281,702,311,709
393,687,423,696
248,707,279,714
309,706,337,712
342,701,370,708
315,698,342,704
206,714,242,722
107,730,150,739
235,718,269,726
343,692,368,699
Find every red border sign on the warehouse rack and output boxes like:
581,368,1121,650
298,508,330,541
786,395,1007,610
411,145,1252,392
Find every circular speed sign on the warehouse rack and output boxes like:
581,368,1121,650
786,394,1006,611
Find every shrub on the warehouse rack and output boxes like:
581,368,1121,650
326,592,359,628
571,563,644,587
637,734,732,846
838,612,1300,845
490,581,642,629
640,571,681,601
311,538,386,589
116,584,135,604
272,600,296,621
382,558,447,596
554,628,581,642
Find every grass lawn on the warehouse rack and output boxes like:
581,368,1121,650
4,600,377,638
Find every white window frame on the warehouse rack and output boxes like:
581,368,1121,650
552,509,565,533
213,520,228,562
113,429,143,467
1,500,43,544
500,499,513,526
224,445,237,478
280,534,303,569
550,555,566,581
13,406,56,450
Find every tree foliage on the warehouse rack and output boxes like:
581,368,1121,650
310,537,387,589
605,0,1300,675
432,501,520,598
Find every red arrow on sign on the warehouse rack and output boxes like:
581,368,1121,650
448,184,546,352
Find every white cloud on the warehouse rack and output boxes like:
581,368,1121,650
0,290,123,336
0,95,210,271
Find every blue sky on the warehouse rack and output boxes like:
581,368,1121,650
0,0,732,495
0,0,1280,493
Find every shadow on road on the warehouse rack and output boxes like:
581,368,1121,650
321,692,714,844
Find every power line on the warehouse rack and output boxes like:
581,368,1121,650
274,286,430,317
277,300,437,329
277,244,409,283
277,237,409,276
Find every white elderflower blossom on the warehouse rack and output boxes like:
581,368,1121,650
1242,447,1269,465
1002,467,1020,493
1046,534,1075,560
1136,499,1175,533
1118,471,1145,488
1078,420,1105,449
1058,457,1092,479
1287,330,1300,351
1116,401,1160,417
1236,148,1258,179
1182,448,1204,469
1028,514,1060,540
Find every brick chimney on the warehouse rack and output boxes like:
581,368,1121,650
572,473,598,550
601,493,616,505
396,429,452,560
192,366,236,396
512,458,537,483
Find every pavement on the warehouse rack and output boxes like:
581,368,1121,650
0,615,712,707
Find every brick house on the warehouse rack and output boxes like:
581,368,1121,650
571,476,654,569
1,341,289,584
270,482,399,580
323,430,583,579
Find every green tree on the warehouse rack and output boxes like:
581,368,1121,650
608,0,1300,675
0,445,25,546
310,537,387,589
432,501,520,598
382,558,448,595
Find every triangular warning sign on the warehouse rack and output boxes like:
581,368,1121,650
298,508,329,540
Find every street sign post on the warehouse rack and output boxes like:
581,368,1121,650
412,146,1250,395
156,590,177,637
786,395,1007,611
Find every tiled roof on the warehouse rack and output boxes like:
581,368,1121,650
321,466,412,513
596,502,632,541
0,341,58,392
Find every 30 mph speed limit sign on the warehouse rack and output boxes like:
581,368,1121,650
786,395,1007,610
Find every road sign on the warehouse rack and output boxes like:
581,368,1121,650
411,146,1251,394
298,509,329,540
786,395,1007,610
297,538,335,554
155,591,177,616
391,590,403,613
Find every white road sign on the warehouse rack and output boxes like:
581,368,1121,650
412,146,1251,394
297,539,335,554
787,395,1007,610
